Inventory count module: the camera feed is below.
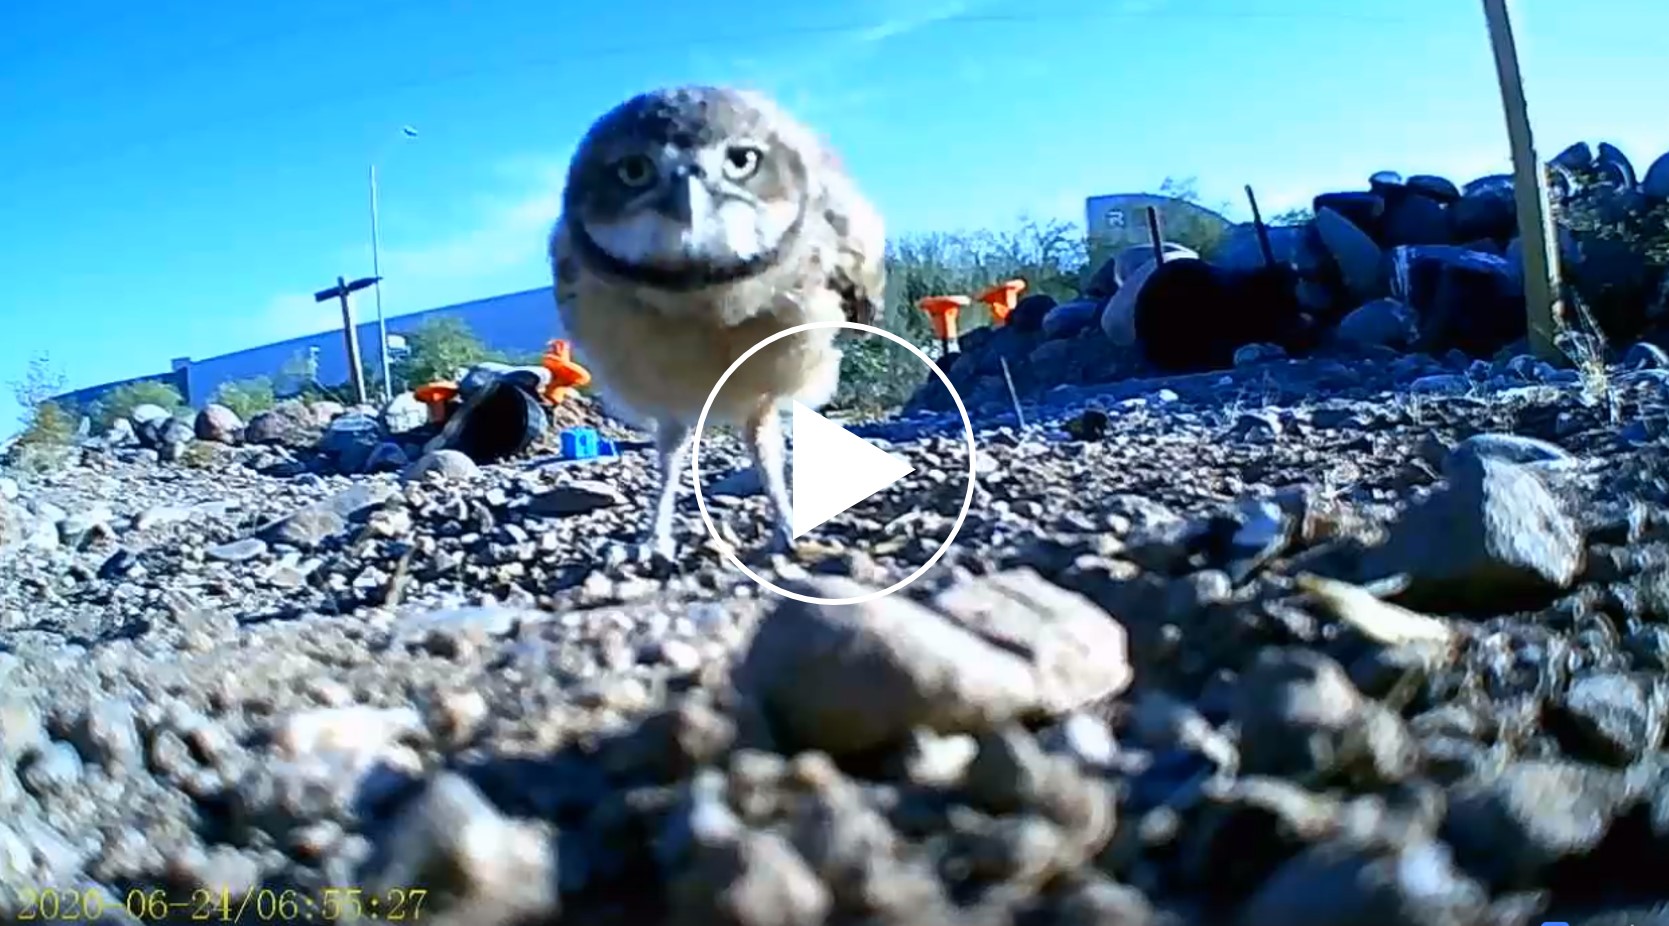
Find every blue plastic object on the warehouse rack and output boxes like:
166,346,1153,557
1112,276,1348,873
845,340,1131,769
559,426,601,459
597,438,618,456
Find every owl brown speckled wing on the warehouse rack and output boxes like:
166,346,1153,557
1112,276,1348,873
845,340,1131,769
549,218,582,310
818,168,887,329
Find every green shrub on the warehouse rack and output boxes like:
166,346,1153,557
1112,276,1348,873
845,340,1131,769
389,316,508,391
7,354,77,467
213,376,277,419
1554,169,1669,338
276,350,321,397
17,400,78,446
1268,205,1314,227
91,379,183,430
833,218,1089,414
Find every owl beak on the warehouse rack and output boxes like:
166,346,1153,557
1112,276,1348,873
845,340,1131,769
657,171,703,224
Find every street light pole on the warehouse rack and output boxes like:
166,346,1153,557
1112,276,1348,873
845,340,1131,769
368,162,389,401
367,125,418,403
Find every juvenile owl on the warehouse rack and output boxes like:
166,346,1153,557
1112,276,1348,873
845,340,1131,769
549,85,886,562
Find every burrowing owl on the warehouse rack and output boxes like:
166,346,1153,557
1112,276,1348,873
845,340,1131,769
549,85,886,562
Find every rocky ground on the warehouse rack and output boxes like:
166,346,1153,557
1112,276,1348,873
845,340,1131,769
4,346,1669,925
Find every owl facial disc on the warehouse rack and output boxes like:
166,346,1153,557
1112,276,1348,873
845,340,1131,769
582,143,799,275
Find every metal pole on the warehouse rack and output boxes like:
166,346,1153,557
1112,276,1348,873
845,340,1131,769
337,276,369,405
369,162,392,401
1481,0,1562,361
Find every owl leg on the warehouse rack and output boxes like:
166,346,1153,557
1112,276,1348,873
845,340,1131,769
639,419,692,562
744,401,794,554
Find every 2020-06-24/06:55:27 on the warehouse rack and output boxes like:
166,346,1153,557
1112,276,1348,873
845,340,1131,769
15,885,430,921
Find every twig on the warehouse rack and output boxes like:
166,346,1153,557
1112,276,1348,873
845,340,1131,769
383,547,415,607
999,357,1027,430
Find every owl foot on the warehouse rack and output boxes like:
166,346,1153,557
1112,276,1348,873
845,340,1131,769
635,539,678,565
762,526,795,558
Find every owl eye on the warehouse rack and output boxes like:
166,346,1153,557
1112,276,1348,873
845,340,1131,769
722,145,763,180
613,155,656,188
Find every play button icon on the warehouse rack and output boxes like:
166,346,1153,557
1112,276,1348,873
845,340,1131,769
689,321,978,606
788,400,915,538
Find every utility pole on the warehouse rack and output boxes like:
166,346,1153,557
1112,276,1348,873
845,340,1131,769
1481,0,1562,361
313,275,381,406
368,125,419,402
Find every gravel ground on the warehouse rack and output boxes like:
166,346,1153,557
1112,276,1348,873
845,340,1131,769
4,352,1669,925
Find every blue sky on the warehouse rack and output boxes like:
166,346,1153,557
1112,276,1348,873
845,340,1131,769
2,0,1666,433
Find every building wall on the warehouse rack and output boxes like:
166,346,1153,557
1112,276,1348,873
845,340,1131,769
57,285,566,409
1084,193,1233,249
54,368,191,413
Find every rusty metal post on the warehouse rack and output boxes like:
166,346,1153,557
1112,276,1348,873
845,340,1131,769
1144,206,1166,266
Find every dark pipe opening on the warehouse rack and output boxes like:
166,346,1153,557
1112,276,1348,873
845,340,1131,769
448,380,547,464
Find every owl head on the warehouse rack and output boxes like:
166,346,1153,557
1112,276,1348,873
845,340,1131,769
562,85,820,291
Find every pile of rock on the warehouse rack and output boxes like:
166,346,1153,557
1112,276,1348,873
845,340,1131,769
13,362,624,482
909,141,1669,416
4,360,1669,923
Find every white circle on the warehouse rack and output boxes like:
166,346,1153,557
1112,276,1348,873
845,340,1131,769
689,321,977,606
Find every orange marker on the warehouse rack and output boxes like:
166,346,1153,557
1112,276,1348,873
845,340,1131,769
413,381,459,425
541,339,592,404
976,278,1027,327
917,295,970,352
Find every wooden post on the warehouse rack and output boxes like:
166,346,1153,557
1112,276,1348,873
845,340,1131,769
1481,0,1562,361
314,274,381,406
334,277,369,405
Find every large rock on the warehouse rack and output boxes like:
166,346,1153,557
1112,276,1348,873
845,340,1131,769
128,403,172,430
1405,174,1460,203
193,403,243,444
318,412,385,474
1312,192,1384,240
382,392,431,435
1237,840,1489,926
245,400,323,447
1214,223,1325,275
402,449,479,483
1449,175,1516,242
1379,187,1451,247
1041,299,1101,339
1642,149,1669,200
1313,207,1384,302
1333,298,1416,351
1101,259,1160,346
155,418,194,462
1007,293,1058,330
735,571,1131,756
1441,760,1643,890
363,772,560,926
1388,246,1525,357
1551,141,1594,172
1364,455,1584,613
1595,141,1637,187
